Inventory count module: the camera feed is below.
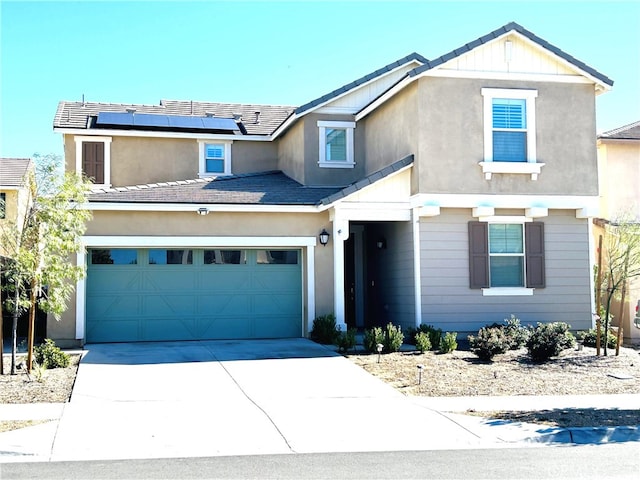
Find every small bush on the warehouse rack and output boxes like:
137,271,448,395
439,332,458,354
406,324,442,350
336,328,357,353
363,327,384,353
34,339,70,369
502,314,531,349
579,328,618,349
310,314,339,344
415,332,431,353
383,323,404,352
526,322,576,362
468,327,510,361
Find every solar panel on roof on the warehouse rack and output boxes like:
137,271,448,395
95,112,240,132
96,112,135,126
133,114,170,127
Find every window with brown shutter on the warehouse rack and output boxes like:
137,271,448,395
82,142,105,184
468,220,545,289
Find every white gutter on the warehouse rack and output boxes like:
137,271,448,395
80,202,321,213
54,128,272,142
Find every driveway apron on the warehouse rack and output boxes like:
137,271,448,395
50,339,483,461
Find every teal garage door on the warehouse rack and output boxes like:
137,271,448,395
86,248,303,343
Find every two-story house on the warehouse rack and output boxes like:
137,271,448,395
51,22,612,346
596,121,640,343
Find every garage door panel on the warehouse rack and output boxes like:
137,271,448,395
86,248,303,343
143,294,197,316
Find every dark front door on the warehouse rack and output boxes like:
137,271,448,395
344,236,356,329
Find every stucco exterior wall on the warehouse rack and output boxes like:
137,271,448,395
361,82,419,191
276,120,305,184
417,77,598,196
302,113,365,186
598,140,640,220
419,208,593,334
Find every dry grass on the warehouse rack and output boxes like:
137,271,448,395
347,344,640,427
0,354,80,404
347,345,640,397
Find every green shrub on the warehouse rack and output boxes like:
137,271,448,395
415,332,431,353
363,327,384,353
310,314,339,344
34,339,70,369
406,324,442,350
439,332,458,354
383,323,404,352
336,328,357,353
468,327,510,361
526,322,576,362
502,315,531,349
579,328,618,349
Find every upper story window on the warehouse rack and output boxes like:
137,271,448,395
74,136,112,188
317,121,355,169
198,141,232,177
480,89,542,180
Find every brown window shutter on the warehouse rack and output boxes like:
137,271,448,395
525,222,545,288
468,221,489,288
82,142,105,184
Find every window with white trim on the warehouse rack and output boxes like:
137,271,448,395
74,136,112,188
469,220,545,293
317,121,355,168
198,141,232,177
480,89,542,180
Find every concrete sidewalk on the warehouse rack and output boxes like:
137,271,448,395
1,339,639,463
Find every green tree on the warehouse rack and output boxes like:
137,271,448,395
0,154,91,373
597,215,640,356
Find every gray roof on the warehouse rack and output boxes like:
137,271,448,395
0,158,33,187
408,22,614,87
294,53,427,115
53,100,296,136
87,171,342,205
599,120,640,140
87,156,414,207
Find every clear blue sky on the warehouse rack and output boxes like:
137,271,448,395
1,0,639,159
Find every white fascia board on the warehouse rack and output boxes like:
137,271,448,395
421,69,594,85
413,193,599,211
0,185,22,191
271,113,299,140
355,75,416,121
82,235,317,248
333,203,412,221
81,202,320,213
54,128,271,142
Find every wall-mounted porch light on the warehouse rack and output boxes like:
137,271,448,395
319,229,330,246
197,207,209,216
376,237,387,250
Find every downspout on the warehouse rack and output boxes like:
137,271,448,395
412,208,422,328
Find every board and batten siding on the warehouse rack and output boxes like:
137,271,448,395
419,209,593,334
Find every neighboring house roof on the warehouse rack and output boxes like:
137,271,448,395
0,158,33,187
53,100,296,136
599,120,640,140
408,22,614,87
294,52,428,115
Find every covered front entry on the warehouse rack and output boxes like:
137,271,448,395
85,248,303,343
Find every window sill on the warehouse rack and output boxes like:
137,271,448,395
481,287,534,296
318,161,355,169
479,162,545,180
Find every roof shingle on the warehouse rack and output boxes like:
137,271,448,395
599,120,640,140
0,158,33,187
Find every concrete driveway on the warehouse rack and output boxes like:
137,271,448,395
49,339,485,461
